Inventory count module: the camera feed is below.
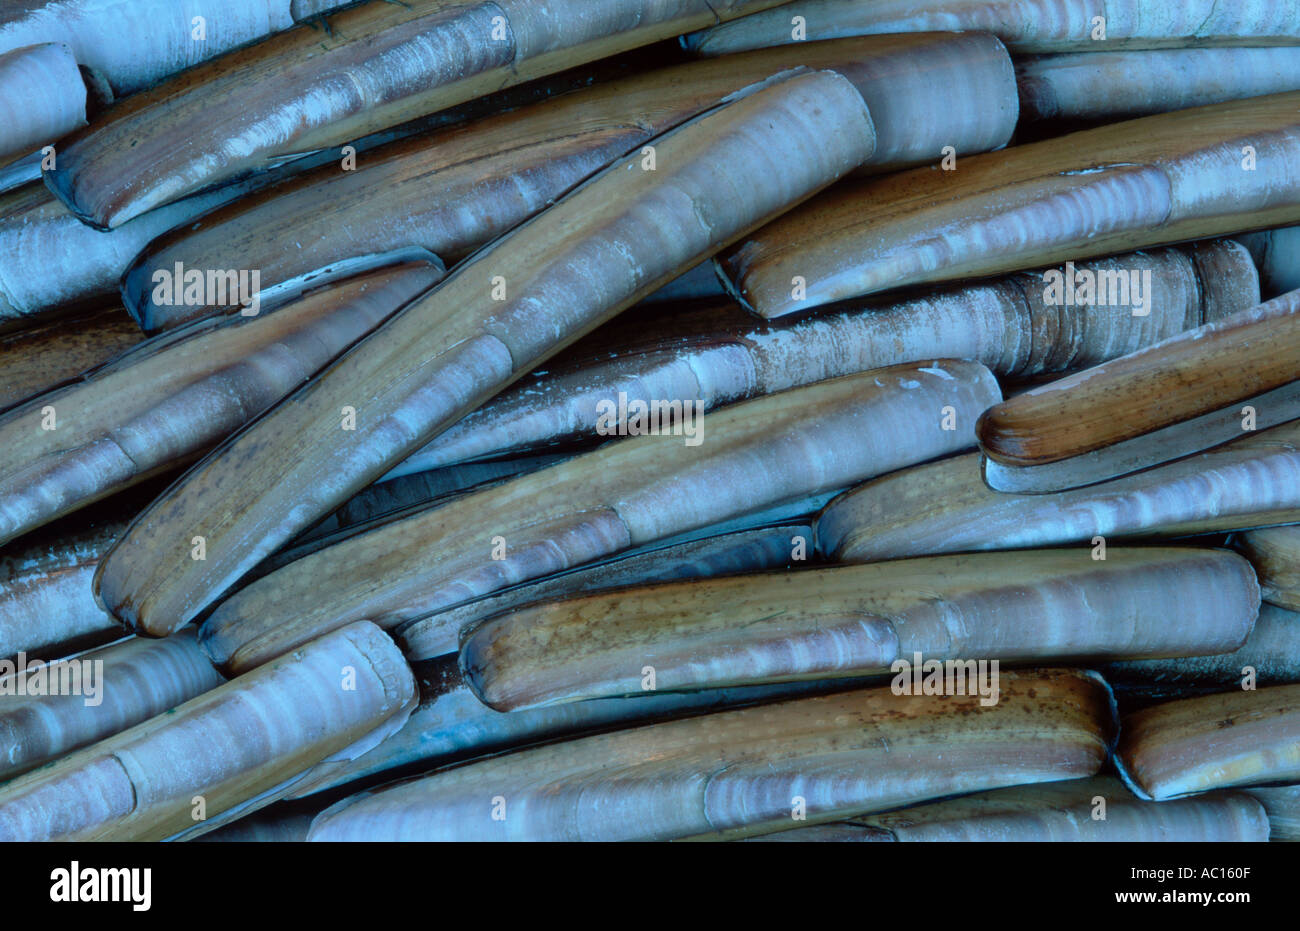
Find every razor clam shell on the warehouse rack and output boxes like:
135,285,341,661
1103,603,1300,692
749,776,1269,842
197,361,1000,675
0,629,224,780
1237,525,1300,610
0,261,441,546
982,378,1300,493
1018,47,1300,121
0,306,140,412
400,523,813,661
0,43,86,165
0,499,135,662
123,32,1016,331
291,656,851,798
307,668,1114,842
1116,683,1300,800
0,562,116,663
94,70,878,640
288,465,822,583
817,419,1300,563
716,92,1300,317
865,781,1269,842
1192,238,1269,319
0,621,416,841
0,178,260,324
0,0,354,95
460,547,1258,710
685,0,1300,56
1107,600,1300,681
978,289,1300,474
1242,785,1300,841
46,0,791,228
394,242,1256,472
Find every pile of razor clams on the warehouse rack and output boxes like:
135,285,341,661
2,0,1300,842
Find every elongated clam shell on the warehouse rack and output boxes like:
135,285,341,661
46,0,791,228
285,467,823,581
717,92,1300,317
1019,47,1300,121
0,261,440,546
292,657,848,798
0,621,415,841
817,420,1300,563
0,557,116,662
978,290,1300,489
1243,785,1300,841
0,43,86,166
94,70,878,640
685,0,1300,56
1104,603,1300,695
983,394,1300,493
0,179,260,324
0,630,223,779
0,0,354,96
0,306,139,411
0,501,132,661
1191,238,1271,320
461,547,1257,710
1236,525,1300,610
983,401,1300,494
1116,683,1300,799
123,32,1016,331
399,524,812,661
749,776,1269,842
308,668,1114,841
864,782,1269,842
198,362,999,675
394,242,1256,472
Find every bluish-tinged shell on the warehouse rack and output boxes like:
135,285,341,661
687,0,1300,56
818,420,1300,563
0,43,85,165
0,621,415,841
308,669,1114,842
